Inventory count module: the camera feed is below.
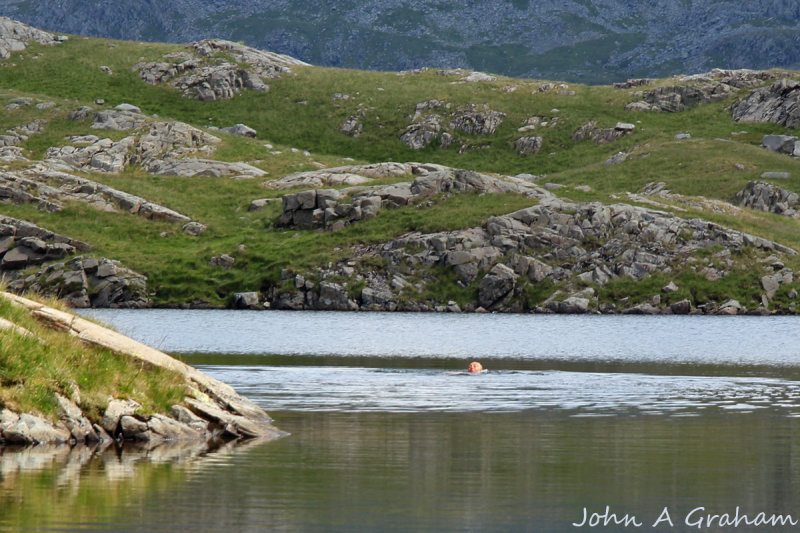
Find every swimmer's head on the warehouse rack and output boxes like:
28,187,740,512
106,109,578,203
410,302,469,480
468,361,483,373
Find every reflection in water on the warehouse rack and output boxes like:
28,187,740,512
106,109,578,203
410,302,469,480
0,438,269,531
7,412,800,532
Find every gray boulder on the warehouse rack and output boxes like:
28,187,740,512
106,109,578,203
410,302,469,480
101,399,141,435
400,116,442,150
221,123,257,138
2,413,71,444
716,299,744,315
114,103,142,114
556,296,591,314
134,121,221,163
670,299,692,314
761,134,798,155
68,106,94,121
341,116,362,137
56,393,98,442
761,268,794,299
514,136,543,156
572,121,633,144
449,106,506,135
604,151,630,166
209,254,235,269
477,263,518,309
318,281,356,310
182,222,207,236
232,292,260,309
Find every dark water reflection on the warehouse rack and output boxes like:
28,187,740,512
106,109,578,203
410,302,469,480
7,412,800,532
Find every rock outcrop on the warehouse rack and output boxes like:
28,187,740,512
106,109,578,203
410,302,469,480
626,69,782,112
731,79,800,129
46,115,265,180
514,136,543,156
7,256,150,308
220,123,257,138
0,164,191,222
134,121,221,162
91,109,146,131
733,181,800,218
1,119,47,148
145,158,266,179
134,39,307,101
0,215,90,274
0,292,286,444
264,162,435,190
267,196,795,314
401,101,506,150
46,136,135,174
572,121,635,144
0,17,60,59
614,78,652,89
0,206,149,311
449,106,506,135
277,167,551,231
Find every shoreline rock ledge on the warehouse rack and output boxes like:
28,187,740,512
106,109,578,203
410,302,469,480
0,291,287,446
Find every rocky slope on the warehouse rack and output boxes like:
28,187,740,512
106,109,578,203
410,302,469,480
2,1,800,83
2,17,800,314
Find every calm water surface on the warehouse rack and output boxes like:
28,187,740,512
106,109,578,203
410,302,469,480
4,311,800,532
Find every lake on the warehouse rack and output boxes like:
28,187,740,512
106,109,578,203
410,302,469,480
3,311,800,532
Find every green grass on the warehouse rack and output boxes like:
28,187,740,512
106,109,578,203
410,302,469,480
1,32,800,308
0,293,187,421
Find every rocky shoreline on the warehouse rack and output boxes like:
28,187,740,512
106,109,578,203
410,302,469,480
0,291,286,446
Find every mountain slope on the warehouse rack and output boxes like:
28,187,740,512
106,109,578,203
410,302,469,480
2,1,800,84
2,17,800,315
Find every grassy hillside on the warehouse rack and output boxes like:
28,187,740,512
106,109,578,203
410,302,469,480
1,29,800,311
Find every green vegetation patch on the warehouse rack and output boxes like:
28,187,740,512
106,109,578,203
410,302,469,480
0,294,187,421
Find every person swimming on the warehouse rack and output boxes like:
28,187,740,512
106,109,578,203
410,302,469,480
468,361,484,373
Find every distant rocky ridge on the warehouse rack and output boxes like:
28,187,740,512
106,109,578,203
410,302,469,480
3,2,800,84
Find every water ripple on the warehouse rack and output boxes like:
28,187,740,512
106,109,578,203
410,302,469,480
201,365,800,416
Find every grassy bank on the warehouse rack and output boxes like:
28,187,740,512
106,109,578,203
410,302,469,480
0,292,186,421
